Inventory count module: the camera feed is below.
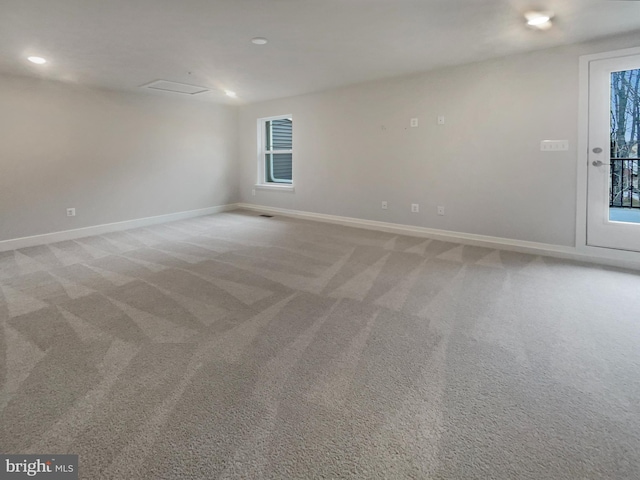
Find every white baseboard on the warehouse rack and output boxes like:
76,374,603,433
0,203,239,252
237,203,640,271
6,201,640,271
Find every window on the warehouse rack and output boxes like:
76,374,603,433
260,116,293,185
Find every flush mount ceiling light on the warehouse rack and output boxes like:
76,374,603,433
525,11,553,30
27,56,47,64
225,90,237,98
251,37,268,45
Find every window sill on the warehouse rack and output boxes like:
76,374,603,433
254,183,295,192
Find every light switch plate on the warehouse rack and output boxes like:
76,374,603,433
540,140,569,151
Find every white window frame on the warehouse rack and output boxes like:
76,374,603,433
256,115,294,191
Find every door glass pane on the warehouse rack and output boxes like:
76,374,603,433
609,68,640,223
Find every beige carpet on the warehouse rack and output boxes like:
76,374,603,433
1,210,640,479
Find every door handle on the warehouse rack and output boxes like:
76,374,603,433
592,160,609,167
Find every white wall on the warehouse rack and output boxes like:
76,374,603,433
238,33,640,247
3,33,639,248
0,74,238,242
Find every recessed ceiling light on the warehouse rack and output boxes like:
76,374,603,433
27,56,47,64
525,11,553,30
251,37,268,45
225,90,237,98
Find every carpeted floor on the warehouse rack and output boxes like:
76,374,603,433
1,210,640,479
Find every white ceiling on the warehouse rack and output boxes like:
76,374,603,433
1,0,639,104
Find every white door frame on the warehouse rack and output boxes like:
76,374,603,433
577,46,640,263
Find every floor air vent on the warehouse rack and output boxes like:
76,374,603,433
140,80,210,95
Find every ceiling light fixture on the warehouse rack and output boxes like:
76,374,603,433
27,56,47,64
525,11,553,30
225,90,237,98
251,37,268,45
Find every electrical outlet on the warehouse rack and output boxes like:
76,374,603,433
437,206,445,216
410,118,418,128
381,201,388,210
411,203,419,213
252,189,256,196
67,208,76,217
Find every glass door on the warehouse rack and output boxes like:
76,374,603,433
587,54,640,252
